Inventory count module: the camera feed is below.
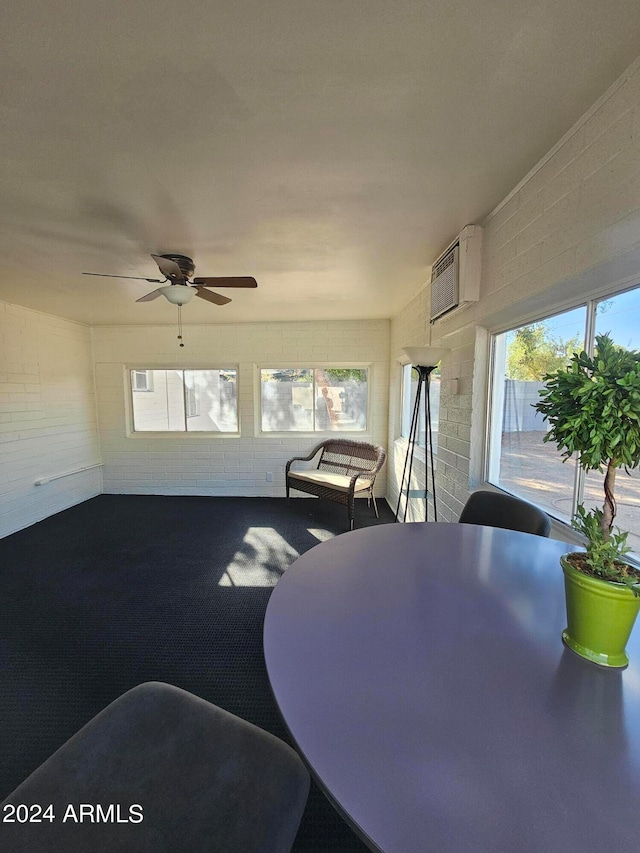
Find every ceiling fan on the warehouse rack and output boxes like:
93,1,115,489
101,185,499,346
83,254,257,306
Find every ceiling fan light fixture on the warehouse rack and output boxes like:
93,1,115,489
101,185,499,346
159,284,195,305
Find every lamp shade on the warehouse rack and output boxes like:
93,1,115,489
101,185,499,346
402,346,449,367
159,285,195,306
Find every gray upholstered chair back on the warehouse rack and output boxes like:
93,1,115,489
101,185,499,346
0,682,310,853
459,490,551,537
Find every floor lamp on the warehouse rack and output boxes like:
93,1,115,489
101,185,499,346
395,346,448,523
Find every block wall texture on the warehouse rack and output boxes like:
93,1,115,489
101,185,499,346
0,302,101,538
93,321,389,497
388,57,640,523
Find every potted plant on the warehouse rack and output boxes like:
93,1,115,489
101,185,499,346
534,332,640,667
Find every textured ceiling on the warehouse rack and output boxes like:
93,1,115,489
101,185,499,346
2,0,640,325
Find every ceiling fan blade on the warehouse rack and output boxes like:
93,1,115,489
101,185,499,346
135,289,163,302
151,254,185,279
195,288,232,306
192,276,257,288
83,272,164,282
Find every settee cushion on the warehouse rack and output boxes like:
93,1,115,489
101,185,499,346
288,469,373,493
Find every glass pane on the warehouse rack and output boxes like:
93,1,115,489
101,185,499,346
315,369,367,431
429,374,440,453
184,369,238,432
261,369,314,431
583,286,640,553
596,287,640,350
401,365,440,451
131,369,185,431
488,308,587,520
583,468,640,556
401,365,414,440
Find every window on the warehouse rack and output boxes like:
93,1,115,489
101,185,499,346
185,384,199,418
131,369,153,392
400,364,440,451
488,284,640,553
129,369,238,432
260,368,368,432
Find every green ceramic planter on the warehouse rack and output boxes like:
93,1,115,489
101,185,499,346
561,555,640,668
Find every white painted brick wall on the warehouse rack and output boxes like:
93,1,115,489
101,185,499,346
94,321,389,497
0,301,102,538
389,56,640,523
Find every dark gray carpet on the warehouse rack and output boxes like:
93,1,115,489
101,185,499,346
0,494,396,851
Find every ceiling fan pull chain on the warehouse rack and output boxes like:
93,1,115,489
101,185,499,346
177,304,184,347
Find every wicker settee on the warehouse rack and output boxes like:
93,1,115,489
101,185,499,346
285,439,387,530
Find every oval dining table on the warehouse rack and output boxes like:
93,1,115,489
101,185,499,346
263,521,640,853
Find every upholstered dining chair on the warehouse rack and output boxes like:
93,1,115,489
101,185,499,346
0,682,310,853
459,490,552,537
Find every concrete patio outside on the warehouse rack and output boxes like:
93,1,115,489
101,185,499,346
499,431,640,555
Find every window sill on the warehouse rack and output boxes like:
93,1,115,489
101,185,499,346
126,431,241,439
258,431,372,440
394,436,427,462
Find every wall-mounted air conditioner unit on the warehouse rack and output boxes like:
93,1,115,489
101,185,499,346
430,225,483,322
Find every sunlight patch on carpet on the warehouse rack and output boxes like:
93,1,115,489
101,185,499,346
219,527,300,586
307,528,333,542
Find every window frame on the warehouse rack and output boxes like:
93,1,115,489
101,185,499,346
125,365,240,437
485,281,640,544
255,363,372,437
